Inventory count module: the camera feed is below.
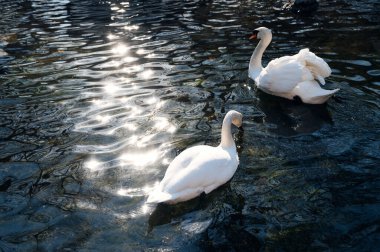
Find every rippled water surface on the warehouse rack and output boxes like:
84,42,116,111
1,0,379,250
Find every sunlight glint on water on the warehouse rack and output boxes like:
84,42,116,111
0,0,379,250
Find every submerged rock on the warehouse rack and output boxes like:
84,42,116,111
0,141,37,160
0,127,13,139
0,162,40,181
63,178,81,195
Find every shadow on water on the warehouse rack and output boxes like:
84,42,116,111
255,89,333,136
147,194,210,233
147,182,256,251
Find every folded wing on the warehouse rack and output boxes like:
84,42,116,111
256,56,313,94
296,48,332,85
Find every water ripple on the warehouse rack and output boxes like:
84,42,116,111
0,0,379,251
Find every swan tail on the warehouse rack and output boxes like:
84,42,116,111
293,80,339,104
147,190,173,204
316,74,326,85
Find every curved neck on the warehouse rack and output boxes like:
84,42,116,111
219,116,235,148
249,34,272,78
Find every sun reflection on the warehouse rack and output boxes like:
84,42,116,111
107,34,118,40
141,204,149,214
124,25,139,31
154,117,169,130
116,185,155,197
103,82,120,94
137,134,155,147
162,158,170,165
154,117,176,133
146,97,158,105
124,65,143,73
96,114,111,123
123,56,137,63
119,97,128,103
84,159,101,171
136,48,146,55
167,125,176,134
128,135,138,144
146,53,156,58
77,200,98,210
129,106,142,116
141,69,154,79
116,188,134,196
91,99,110,109
155,100,166,109
120,149,160,167
92,99,102,106
124,122,137,131
128,203,154,218
112,43,129,55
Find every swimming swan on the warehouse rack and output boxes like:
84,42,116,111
248,27,339,104
147,110,243,204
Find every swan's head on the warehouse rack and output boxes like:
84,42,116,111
226,110,243,128
249,27,272,40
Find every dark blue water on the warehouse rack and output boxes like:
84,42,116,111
0,0,379,251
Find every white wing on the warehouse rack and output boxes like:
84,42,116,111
256,48,332,93
147,146,209,203
256,56,313,93
161,145,210,183
296,48,332,85
162,147,237,194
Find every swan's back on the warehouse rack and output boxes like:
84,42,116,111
256,56,312,94
147,145,238,204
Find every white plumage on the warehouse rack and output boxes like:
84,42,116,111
147,110,243,204
248,27,339,104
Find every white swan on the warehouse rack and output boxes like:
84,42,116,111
147,110,243,204
248,27,339,104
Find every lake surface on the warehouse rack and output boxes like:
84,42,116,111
0,0,379,251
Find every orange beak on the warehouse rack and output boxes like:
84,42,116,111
249,33,257,40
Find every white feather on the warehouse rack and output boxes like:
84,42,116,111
147,110,242,204
249,27,338,104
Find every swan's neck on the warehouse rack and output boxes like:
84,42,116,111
249,34,272,79
220,116,235,148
